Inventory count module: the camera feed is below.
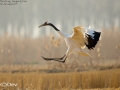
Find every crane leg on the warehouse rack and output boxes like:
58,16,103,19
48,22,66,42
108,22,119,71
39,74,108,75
41,54,67,63
41,47,72,63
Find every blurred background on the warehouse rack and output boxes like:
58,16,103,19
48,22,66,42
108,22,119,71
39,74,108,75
0,0,120,72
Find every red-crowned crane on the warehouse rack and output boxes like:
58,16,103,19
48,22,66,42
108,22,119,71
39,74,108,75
39,21,101,63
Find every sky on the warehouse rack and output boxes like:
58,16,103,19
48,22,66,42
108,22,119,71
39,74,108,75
0,0,120,38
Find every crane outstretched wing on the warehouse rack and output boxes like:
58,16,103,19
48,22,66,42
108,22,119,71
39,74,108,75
71,26,87,49
71,26,101,50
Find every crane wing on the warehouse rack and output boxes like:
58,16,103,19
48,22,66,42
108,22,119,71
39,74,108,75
85,27,101,50
71,26,101,50
71,26,87,49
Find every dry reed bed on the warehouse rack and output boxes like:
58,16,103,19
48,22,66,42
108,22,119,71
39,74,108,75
0,69,120,90
0,30,120,71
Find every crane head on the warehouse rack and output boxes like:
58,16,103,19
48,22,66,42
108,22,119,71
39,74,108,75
38,21,49,28
38,21,59,31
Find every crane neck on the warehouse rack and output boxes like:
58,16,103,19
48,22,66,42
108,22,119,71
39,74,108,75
48,23,60,31
48,23,69,38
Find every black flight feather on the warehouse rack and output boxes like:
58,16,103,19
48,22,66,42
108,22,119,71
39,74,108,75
85,31,101,50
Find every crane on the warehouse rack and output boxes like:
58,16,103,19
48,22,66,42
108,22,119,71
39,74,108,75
39,21,101,63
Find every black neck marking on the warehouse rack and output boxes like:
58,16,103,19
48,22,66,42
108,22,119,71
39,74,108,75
48,23,60,31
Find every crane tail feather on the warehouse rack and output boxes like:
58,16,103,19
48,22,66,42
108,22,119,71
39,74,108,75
78,52,92,57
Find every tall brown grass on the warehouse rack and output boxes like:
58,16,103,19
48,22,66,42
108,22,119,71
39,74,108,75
0,69,120,90
0,30,120,90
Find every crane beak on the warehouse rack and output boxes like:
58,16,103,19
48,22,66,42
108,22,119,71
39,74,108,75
38,24,44,28
38,21,48,28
